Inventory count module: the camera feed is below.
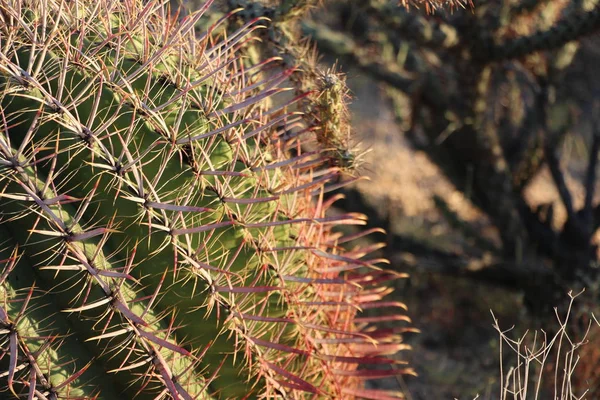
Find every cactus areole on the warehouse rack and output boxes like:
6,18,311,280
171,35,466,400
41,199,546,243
0,0,413,398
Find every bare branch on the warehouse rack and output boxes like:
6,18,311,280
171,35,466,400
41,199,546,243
478,6,600,63
585,107,600,219
545,143,576,220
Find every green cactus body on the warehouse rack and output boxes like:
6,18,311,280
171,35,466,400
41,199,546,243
0,0,412,399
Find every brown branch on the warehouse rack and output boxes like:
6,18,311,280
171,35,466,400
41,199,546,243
544,143,576,220
537,78,576,223
478,5,600,63
585,112,600,219
594,204,600,230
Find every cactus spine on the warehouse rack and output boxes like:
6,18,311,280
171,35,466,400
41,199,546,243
0,0,412,398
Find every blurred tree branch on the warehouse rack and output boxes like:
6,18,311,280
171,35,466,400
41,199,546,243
474,5,600,62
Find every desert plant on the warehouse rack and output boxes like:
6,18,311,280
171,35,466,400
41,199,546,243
492,291,599,400
0,0,413,398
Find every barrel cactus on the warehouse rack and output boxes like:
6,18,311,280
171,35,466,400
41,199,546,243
0,0,413,398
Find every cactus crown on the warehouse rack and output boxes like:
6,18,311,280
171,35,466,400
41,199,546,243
0,0,412,399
